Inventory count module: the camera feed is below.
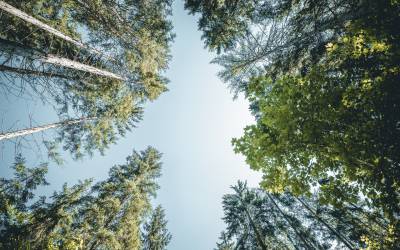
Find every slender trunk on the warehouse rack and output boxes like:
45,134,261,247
296,197,355,250
0,38,123,80
43,54,123,80
266,193,314,249
0,1,102,57
0,117,95,141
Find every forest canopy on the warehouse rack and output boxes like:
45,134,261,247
187,0,400,248
0,0,399,249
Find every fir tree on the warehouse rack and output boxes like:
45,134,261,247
0,147,172,249
217,181,396,249
0,0,174,159
142,205,172,250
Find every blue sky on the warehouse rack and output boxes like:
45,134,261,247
0,1,261,249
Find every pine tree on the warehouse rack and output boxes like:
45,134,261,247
0,147,172,249
185,0,363,94
142,205,172,250
217,181,397,249
0,0,174,159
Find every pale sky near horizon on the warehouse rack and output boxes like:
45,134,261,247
0,1,261,249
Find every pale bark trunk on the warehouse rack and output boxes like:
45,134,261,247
0,117,95,141
0,38,123,80
0,1,102,56
43,54,123,80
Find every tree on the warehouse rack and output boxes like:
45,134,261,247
185,0,364,94
0,147,172,249
0,29,121,79
1,0,174,100
0,0,174,159
232,15,400,215
186,0,400,232
142,205,172,250
0,1,104,56
218,181,325,250
218,181,396,250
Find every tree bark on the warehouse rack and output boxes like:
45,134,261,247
0,38,123,80
0,117,95,141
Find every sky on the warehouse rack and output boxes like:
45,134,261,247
0,1,261,249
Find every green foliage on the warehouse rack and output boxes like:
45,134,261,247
185,0,363,93
233,16,400,216
0,0,174,159
218,181,397,249
142,205,172,250
188,0,400,238
0,147,172,250
57,78,144,159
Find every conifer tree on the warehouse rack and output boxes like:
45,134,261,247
0,0,174,159
142,205,172,250
185,0,363,93
0,147,172,249
217,181,397,249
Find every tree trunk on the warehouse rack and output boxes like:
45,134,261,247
0,38,123,80
266,193,314,249
0,117,95,141
296,197,355,250
43,54,123,80
0,1,102,57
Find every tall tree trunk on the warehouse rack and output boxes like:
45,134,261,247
296,197,355,250
0,1,102,57
266,193,314,249
43,54,123,80
0,38,123,80
0,117,95,141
